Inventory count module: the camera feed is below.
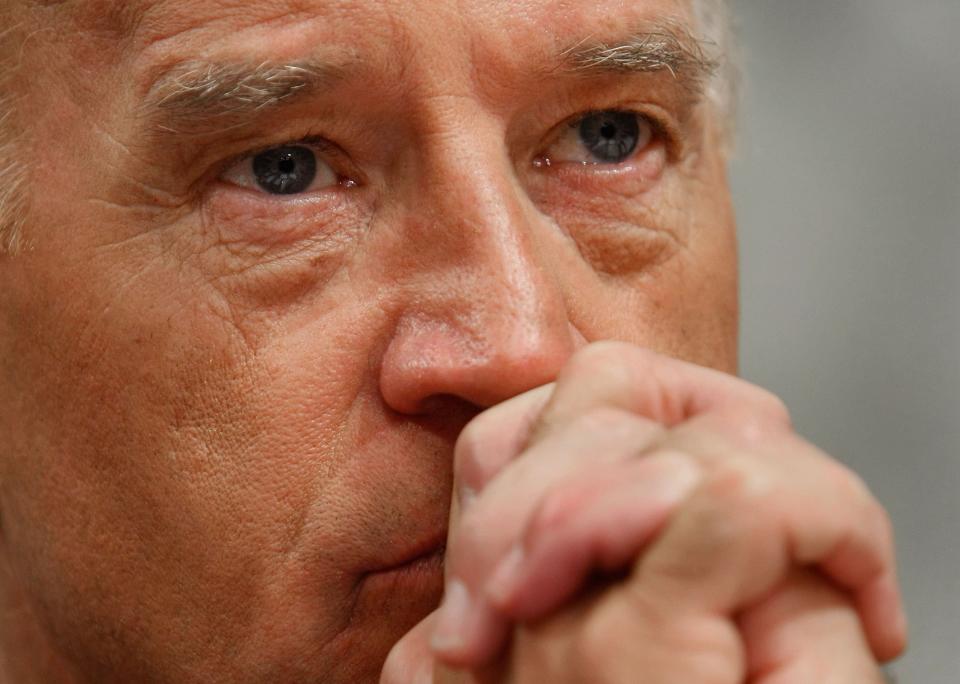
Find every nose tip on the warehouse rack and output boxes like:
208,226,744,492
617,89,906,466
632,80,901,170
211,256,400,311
379,315,577,415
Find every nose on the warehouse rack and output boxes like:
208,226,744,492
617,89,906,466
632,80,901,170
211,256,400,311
379,124,581,414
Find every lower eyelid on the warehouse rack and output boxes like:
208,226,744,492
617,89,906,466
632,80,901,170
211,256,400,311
203,180,365,245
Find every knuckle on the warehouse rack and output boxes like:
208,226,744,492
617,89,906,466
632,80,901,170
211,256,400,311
838,464,874,506
718,395,791,445
753,387,792,427
706,457,776,508
688,460,781,543
822,459,885,523
719,408,774,445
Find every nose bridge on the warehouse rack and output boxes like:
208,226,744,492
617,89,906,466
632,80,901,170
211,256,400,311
412,107,557,332
379,106,577,412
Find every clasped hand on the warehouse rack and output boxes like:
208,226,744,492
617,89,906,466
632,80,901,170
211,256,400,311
383,342,906,683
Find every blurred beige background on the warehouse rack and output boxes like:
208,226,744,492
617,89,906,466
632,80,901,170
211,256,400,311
729,1,960,681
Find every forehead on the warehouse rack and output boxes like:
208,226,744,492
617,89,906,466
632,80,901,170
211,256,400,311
27,0,701,124
48,0,695,63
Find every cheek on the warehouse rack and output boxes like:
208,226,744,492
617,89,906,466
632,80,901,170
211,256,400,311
0,230,392,677
555,174,738,373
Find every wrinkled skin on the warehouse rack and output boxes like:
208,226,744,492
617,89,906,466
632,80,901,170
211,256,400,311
1,0,741,682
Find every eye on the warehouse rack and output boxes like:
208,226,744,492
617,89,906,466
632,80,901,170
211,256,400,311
221,144,340,195
539,110,654,166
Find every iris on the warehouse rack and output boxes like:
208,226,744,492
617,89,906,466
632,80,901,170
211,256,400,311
578,112,641,164
252,146,318,195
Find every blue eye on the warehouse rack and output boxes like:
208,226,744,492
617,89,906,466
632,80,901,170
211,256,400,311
577,111,642,164
220,143,340,196
252,145,318,194
539,110,653,168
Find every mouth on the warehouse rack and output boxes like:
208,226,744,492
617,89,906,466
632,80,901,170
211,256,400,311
359,527,447,605
367,529,447,579
354,542,446,629
375,543,445,581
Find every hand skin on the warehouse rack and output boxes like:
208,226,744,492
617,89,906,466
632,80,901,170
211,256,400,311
382,344,906,683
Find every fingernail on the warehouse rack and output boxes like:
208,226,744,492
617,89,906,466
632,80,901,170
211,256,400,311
430,579,472,654
486,544,525,607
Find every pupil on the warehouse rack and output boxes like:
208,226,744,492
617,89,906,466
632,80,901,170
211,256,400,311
252,146,318,195
578,111,641,164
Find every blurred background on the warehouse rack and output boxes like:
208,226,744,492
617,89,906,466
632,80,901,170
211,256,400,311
729,1,959,680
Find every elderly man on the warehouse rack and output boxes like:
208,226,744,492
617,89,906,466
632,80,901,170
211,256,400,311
0,0,905,682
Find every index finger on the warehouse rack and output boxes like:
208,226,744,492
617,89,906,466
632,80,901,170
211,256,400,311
451,383,554,505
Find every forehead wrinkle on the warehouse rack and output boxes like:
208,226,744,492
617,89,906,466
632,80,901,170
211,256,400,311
26,0,147,39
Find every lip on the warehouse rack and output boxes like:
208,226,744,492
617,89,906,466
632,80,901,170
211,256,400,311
366,530,447,578
358,536,446,608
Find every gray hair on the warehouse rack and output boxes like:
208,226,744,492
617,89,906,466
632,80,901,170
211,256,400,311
0,0,736,255
691,0,740,144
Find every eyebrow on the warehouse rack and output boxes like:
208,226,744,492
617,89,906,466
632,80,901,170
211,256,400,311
562,21,719,93
141,58,347,133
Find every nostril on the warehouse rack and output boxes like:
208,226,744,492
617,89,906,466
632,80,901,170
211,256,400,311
384,393,485,447
418,394,466,417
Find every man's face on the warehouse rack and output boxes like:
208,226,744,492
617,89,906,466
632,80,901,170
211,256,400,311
0,0,736,681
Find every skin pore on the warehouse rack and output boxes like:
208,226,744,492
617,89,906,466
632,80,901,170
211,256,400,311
0,1,738,682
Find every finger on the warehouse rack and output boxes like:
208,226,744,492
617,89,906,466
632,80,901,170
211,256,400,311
485,450,702,620
625,429,906,663
740,569,888,684
451,384,554,511
668,417,907,661
529,342,790,445
433,409,664,667
382,613,491,684
381,613,437,684
435,385,555,668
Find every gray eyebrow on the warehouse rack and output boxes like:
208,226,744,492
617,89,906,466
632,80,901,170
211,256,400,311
562,22,719,92
141,59,347,132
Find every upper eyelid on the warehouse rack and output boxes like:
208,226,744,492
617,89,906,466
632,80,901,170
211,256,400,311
230,137,338,167
552,107,671,144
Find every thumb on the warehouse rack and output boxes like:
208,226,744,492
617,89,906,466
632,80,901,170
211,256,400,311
381,613,437,684
741,569,888,683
